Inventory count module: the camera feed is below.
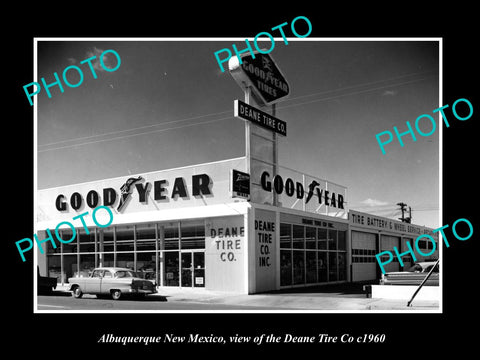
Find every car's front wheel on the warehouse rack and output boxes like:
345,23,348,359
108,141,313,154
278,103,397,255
111,289,122,300
72,286,83,299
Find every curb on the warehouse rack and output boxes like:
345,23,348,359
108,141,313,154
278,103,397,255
49,285,439,311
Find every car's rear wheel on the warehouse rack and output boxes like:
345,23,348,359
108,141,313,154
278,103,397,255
111,289,122,300
72,286,83,298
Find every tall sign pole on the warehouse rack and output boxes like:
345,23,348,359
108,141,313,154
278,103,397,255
271,103,278,206
229,51,290,207
244,86,252,181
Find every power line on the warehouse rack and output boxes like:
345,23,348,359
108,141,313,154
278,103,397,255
38,70,435,152
277,76,430,111
38,116,232,153
279,69,436,104
38,109,232,148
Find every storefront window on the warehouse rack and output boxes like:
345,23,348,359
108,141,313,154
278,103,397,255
78,254,95,277
280,250,292,286
317,228,327,250
102,227,114,252
318,251,328,282
103,253,115,268
329,252,338,281
136,223,156,240
164,251,179,286
47,255,61,281
280,223,291,249
180,220,205,249
338,252,347,281
136,223,157,252
137,252,156,281
115,225,133,252
164,222,179,250
79,227,96,253
292,225,304,249
63,254,78,283
42,220,204,288
115,252,133,269
292,250,305,285
306,251,317,283
116,225,134,241
306,227,316,249
338,231,346,250
60,228,77,253
280,221,346,287
181,252,193,287
328,229,337,250
42,230,61,254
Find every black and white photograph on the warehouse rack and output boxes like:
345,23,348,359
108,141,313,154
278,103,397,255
7,6,478,355
33,38,441,313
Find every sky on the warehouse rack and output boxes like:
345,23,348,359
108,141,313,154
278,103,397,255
36,39,440,228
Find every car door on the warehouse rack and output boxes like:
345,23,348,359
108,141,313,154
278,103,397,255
85,269,104,293
100,270,114,294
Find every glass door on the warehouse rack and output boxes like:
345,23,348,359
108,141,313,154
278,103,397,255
164,252,179,286
181,252,193,287
180,251,205,288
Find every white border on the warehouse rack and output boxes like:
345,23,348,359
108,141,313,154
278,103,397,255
33,37,442,314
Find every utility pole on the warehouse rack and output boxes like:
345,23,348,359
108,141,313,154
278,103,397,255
405,206,412,223
397,202,407,222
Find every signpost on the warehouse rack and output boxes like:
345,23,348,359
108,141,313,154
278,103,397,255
229,52,290,206
234,100,287,136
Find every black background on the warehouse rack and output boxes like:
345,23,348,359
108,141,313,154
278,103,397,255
6,4,478,355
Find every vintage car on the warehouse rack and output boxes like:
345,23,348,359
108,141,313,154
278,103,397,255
380,261,439,286
67,267,157,300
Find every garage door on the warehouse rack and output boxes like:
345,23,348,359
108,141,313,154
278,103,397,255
380,235,400,272
399,237,414,270
351,231,377,282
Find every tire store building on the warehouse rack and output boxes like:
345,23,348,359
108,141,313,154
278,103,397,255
36,52,438,294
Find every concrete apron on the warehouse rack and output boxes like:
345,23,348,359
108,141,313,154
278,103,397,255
52,284,439,311
370,285,439,301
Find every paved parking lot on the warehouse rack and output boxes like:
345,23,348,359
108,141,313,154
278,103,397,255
38,282,439,311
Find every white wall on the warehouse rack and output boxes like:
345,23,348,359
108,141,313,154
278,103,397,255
253,208,277,293
37,157,247,228
205,215,247,293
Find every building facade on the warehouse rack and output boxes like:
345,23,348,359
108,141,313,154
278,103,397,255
36,52,438,294
36,155,437,294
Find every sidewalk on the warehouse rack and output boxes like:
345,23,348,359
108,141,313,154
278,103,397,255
154,286,439,311
55,284,440,311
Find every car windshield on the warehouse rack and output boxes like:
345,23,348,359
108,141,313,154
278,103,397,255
408,264,423,272
115,270,137,278
407,263,439,273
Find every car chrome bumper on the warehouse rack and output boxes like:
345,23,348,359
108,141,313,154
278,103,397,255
129,288,157,294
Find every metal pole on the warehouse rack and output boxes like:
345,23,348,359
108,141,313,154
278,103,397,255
407,258,440,307
245,87,251,176
272,103,278,207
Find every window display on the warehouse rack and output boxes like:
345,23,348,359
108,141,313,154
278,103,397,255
47,220,206,288
279,221,347,287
